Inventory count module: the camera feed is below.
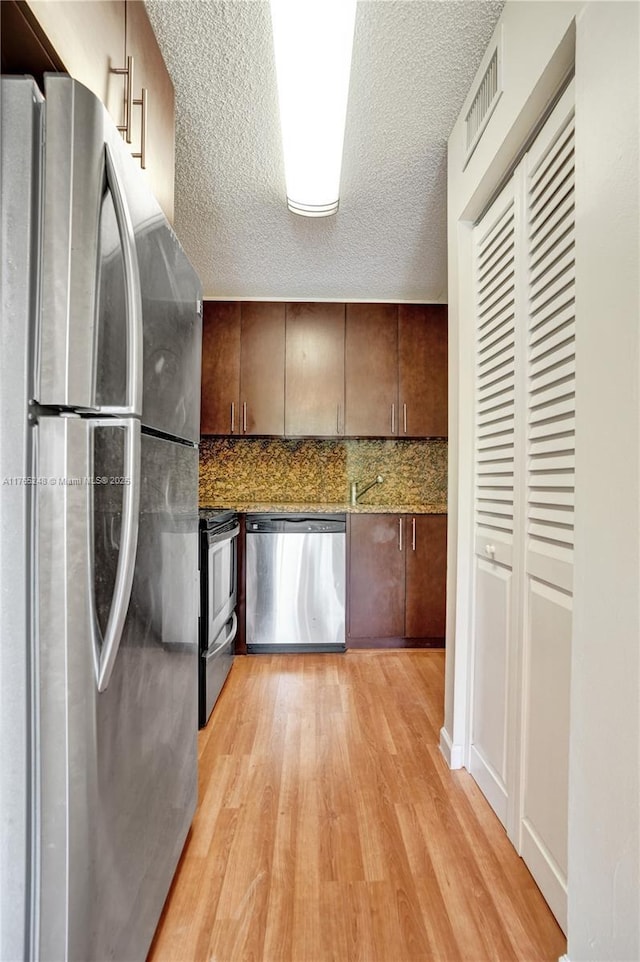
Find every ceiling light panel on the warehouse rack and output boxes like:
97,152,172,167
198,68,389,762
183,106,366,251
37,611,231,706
270,0,357,217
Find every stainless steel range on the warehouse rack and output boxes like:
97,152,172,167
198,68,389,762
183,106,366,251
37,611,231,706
198,509,239,726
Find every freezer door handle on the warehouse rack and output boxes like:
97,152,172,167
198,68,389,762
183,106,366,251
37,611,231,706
98,143,143,417
90,417,142,691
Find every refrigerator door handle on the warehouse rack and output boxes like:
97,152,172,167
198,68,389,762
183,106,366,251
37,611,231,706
90,417,142,692
98,143,143,418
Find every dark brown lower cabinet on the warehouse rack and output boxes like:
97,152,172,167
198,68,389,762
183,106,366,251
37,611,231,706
405,514,447,639
347,515,405,638
347,513,446,647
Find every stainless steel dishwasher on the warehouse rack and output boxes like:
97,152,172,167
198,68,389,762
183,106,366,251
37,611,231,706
245,514,346,653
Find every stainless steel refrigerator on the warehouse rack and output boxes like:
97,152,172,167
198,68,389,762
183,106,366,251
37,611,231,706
0,75,202,961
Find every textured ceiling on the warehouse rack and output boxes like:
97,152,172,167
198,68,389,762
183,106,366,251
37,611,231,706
145,0,504,301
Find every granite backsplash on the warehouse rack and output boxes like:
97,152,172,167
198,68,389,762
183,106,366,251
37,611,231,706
199,438,447,508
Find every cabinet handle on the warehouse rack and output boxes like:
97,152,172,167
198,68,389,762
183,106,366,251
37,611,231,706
391,403,395,435
485,544,496,559
113,54,134,144
242,402,247,433
403,402,408,435
230,402,235,434
412,517,416,551
398,517,403,552
131,87,148,170
337,403,342,435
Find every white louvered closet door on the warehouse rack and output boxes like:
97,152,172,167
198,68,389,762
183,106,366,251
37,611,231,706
468,81,575,934
520,84,575,933
469,178,521,828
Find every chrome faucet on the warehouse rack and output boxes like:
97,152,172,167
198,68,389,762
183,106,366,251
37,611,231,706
350,475,384,505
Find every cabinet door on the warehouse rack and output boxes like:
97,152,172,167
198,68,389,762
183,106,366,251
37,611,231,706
398,304,448,437
125,0,175,223
240,302,285,435
201,302,241,435
345,304,398,436
285,303,345,437
22,1,125,120
2,1,66,87
405,515,447,639
347,515,404,639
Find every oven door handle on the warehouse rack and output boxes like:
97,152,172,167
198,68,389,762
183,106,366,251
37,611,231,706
207,522,240,546
202,611,238,661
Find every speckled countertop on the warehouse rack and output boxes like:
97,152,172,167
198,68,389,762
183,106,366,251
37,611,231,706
201,501,447,515
199,438,448,515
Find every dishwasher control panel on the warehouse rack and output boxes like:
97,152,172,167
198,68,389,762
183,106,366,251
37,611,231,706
246,514,346,534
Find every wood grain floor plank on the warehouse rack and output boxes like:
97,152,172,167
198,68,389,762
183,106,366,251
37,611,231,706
148,651,566,962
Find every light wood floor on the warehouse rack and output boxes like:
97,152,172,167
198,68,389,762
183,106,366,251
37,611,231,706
148,651,566,962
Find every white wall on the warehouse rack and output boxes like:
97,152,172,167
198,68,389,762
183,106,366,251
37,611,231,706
570,3,640,958
445,1,640,958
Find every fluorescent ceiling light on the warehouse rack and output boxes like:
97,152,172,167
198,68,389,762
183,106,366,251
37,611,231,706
270,0,357,217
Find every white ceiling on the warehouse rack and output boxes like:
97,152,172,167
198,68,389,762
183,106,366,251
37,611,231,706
145,0,504,302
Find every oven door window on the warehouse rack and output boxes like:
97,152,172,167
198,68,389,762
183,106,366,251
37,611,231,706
207,535,237,647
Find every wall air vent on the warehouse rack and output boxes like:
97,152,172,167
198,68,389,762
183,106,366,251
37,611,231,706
464,36,502,168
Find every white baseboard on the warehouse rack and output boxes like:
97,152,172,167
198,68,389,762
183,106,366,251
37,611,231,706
439,726,464,769
558,955,570,962
468,744,508,827
521,817,568,934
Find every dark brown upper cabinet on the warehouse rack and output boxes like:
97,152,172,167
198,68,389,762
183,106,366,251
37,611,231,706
201,302,241,435
345,304,398,437
239,303,285,436
200,301,447,439
201,302,285,436
125,0,175,223
399,304,448,438
285,303,345,437
1,1,64,84
345,303,448,439
10,1,125,119
6,0,175,222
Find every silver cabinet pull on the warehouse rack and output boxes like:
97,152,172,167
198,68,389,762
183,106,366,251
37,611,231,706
113,55,134,143
242,402,247,433
398,516,403,551
131,87,148,170
403,402,408,434
230,402,235,434
412,517,416,551
391,403,395,435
